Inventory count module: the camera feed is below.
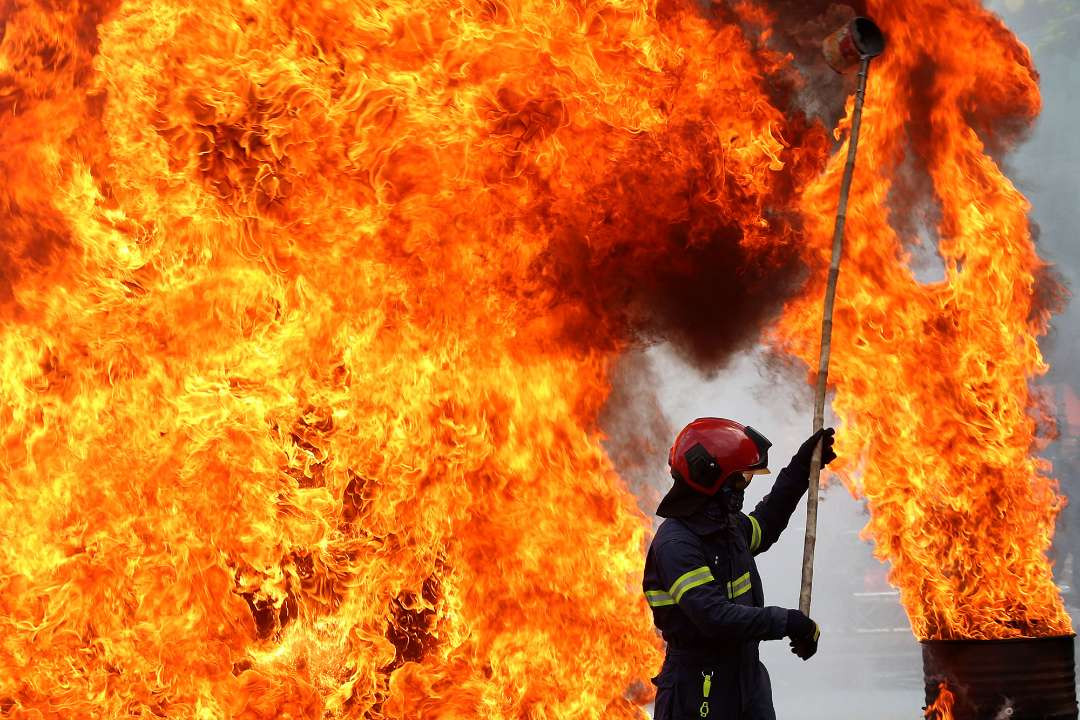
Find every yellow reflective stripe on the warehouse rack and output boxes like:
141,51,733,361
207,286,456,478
669,566,715,603
749,514,762,552
730,582,751,599
813,623,820,641
645,590,675,607
727,571,750,593
726,571,752,599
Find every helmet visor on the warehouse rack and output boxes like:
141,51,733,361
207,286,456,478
743,425,772,471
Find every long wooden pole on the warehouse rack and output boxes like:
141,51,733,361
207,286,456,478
799,55,873,616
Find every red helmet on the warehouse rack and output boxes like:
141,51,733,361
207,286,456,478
668,418,772,495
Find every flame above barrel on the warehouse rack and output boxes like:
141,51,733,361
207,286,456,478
0,0,1070,717
774,0,1072,641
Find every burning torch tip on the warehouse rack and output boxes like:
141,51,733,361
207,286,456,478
823,16,886,74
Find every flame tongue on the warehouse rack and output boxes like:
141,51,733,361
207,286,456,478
925,683,956,720
775,2,1071,640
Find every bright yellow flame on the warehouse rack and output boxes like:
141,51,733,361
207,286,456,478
0,0,1070,716
0,0,817,715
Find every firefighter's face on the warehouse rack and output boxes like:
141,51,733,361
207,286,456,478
728,472,753,491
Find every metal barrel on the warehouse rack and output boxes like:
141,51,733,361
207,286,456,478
823,17,886,73
922,636,1078,720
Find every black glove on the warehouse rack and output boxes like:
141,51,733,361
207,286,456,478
794,427,836,468
785,609,820,661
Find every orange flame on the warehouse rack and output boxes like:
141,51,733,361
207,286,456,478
774,0,1073,640
925,682,956,720
0,0,1070,717
0,0,820,716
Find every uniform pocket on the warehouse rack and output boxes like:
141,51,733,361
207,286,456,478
650,669,677,720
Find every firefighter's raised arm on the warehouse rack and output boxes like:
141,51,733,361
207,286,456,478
745,428,836,555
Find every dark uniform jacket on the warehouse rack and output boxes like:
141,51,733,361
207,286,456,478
642,456,811,720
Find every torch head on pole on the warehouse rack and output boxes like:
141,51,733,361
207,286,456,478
823,17,886,73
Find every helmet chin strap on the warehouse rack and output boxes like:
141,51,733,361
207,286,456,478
720,485,745,514
704,476,745,518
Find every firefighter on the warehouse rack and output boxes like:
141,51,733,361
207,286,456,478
643,418,836,720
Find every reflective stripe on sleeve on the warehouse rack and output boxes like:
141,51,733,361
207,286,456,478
645,590,675,607
726,571,752,599
748,514,762,552
669,566,715,603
